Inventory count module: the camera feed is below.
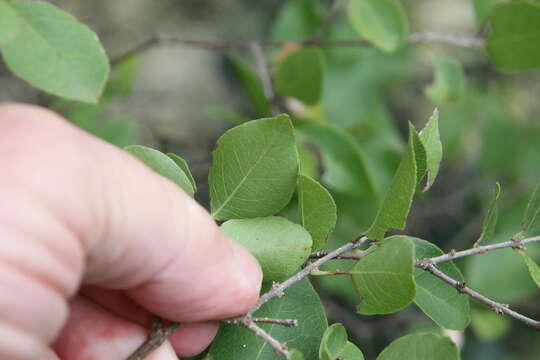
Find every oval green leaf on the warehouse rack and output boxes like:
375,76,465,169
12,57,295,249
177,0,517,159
348,0,409,52
413,238,470,330
208,278,327,360
167,153,197,193
350,236,416,315
487,1,540,70
209,115,299,220
221,216,312,283
275,47,324,105
1,0,109,102
319,323,364,360
377,333,459,360
298,175,337,251
124,145,195,197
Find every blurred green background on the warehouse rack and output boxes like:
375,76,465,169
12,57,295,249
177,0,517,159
1,1,539,359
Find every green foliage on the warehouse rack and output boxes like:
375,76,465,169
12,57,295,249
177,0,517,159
487,1,540,70
0,0,20,46
297,175,337,251
350,236,416,314
299,123,377,199
377,333,460,360
475,183,501,247
0,0,109,102
229,54,270,117
124,145,195,197
348,0,409,52
471,309,510,342
288,349,304,360
209,115,298,220
426,56,465,105
275,47,324,105
413,238,470,330
319,323,364,360
167,153,197,193
221,216,312,283
207,278,327,360
419,109,442,191
518,251,540,289
471,0,498,26
270,0,323,41
521,180,540,236
367,124,425,240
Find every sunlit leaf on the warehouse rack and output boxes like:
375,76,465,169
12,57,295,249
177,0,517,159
0,0,109,102
209,115,299,220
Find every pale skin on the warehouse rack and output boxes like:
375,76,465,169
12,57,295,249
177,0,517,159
0,103,263,360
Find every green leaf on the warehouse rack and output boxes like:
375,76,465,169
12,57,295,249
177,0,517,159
471,0,498,26
419,109,442,191
522,180,540,235
221,217,312,283
0,0,109,102
0,0,21,46
471,309,510,342
297,175,337,251
275,47,324,105
289,349,304,360
487,1,540,70
518,251,540,288
167,153,197,193
297,139,318,178
319,323,364,360
104,56,139,98
350,236,416,315
124,145,195,197
209,115,299,220
348,0,409,52
299,123,377,199
412,238,470,330
377,333,459,360
474,182,501,247
425,56,465,105
208,278,327,360
367,124,424,241
229,54,270,117
270,0,323,41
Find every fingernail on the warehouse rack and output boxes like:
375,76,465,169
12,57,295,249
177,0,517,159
230,240,262,294
147,340,177,360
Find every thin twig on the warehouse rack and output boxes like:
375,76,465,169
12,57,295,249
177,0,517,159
420,263,540,329
110,31,484,65
126,318,180,360
425,235,540,264
240,319,291,357
225,317,299,328
309,250,366,260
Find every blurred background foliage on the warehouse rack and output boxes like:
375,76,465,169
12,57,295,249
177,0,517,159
1,0,539,359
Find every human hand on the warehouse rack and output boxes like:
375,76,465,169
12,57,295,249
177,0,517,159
0,103,262,360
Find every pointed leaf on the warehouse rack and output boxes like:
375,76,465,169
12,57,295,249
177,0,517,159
167,153,197,193
208,278,327,360
229,54,270,117
474,182,501,247
299,123,377,199
419,109,442,191
319,323,364,360
377,333,459,360
348,0,409,52
487,1,540,70
425,56,465,105
124,145,195,197
522,180,540,235
221,217,312,283
350,236,416,315
209,115,299,220
367,124,424,241
1,0,109,102
297,175,337,251
518,251,540,288
275,47,324,105
413,238,470,330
